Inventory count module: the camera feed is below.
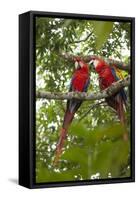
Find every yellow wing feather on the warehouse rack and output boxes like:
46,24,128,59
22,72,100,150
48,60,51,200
112,65,124,80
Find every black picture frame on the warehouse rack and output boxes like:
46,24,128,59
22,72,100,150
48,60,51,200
19,10,135,189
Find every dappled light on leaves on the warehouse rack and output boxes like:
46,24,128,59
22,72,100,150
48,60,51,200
35,17,131,183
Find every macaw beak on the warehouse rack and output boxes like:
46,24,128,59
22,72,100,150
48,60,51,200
89,60,95,70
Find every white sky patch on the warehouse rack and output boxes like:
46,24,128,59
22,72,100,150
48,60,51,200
48,122,58,130
64,79,70,89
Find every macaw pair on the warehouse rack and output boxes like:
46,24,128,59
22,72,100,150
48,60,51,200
53,56,127,165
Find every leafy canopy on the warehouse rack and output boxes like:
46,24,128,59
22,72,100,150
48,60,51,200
35,17,131,183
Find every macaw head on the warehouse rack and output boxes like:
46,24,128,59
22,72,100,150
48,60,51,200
89,56,107,73
74,57,88,71
74,56,83,69
89,56,100,69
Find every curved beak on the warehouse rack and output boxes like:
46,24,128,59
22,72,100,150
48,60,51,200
89,60,95,70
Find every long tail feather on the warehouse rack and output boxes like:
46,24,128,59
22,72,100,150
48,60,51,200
117,99,128,141
63,110,75,129
53,128,67,166
53,111,75,166
106,94,128,141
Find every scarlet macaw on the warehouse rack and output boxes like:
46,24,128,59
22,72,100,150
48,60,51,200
90,56,128,140
53,57,90,165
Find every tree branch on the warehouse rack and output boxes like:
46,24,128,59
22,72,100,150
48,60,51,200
60,53,130,72
36,76,130,100
71,32,93,44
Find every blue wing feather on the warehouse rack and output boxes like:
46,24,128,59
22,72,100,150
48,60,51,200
69,76,75,91
111,67,119,81
67,77,90,113
83,78,90,92
111,67,127,104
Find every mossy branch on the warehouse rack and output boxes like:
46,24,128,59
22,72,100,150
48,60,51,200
36,76,130,100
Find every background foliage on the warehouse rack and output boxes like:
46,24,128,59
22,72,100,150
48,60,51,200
35,17,131,183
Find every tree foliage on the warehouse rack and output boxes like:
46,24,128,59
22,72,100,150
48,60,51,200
35,17,131,183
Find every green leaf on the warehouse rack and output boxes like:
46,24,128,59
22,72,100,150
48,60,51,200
36,166,75,183
93,21,113,50
92,140,129,178
61,146,88,167
70,122,125,146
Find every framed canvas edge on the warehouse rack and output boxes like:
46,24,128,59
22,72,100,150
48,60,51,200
19,12,32,188
19,10,135,189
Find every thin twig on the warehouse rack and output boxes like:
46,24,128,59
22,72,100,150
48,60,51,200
71,32,93,44
79,101,106,121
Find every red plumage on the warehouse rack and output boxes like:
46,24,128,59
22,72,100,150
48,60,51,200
91,57,128,141
53,58,90,165
71,62,90,91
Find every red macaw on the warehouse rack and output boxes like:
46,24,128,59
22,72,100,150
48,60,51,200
53,57,90,165
90,56,128,140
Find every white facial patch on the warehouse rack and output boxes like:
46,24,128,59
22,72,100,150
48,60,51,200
79,61,84,68
75,61,79,69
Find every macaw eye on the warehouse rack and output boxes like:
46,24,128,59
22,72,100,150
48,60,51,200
75,61,79,69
